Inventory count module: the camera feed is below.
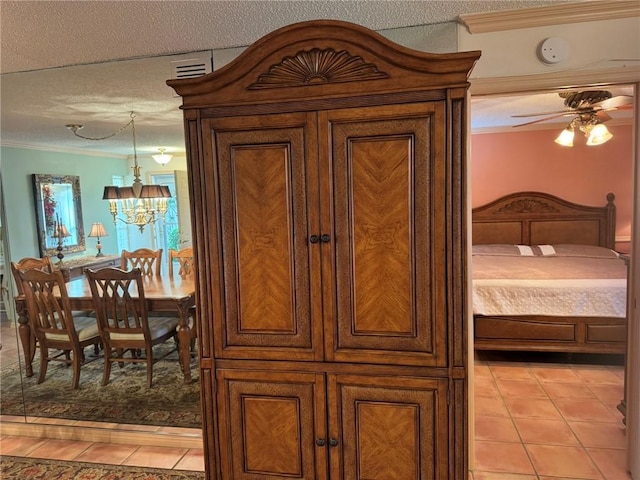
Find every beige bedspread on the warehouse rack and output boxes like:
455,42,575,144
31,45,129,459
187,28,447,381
472,245,627,318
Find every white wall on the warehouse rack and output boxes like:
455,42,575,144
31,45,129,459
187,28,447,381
459,17,639,81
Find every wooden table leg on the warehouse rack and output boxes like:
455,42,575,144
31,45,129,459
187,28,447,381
16,302,34,377
176,304,193,384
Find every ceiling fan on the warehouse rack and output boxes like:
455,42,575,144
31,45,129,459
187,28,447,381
512,90,633,127
511,90,633,146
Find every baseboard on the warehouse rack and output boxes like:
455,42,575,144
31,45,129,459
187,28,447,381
0,420,203,449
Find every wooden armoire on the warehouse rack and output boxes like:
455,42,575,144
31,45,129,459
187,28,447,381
168,20,480,480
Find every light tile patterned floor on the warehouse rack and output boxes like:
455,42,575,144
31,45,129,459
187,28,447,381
471,351,630,480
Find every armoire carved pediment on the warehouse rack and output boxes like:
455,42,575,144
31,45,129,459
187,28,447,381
248,48,389,89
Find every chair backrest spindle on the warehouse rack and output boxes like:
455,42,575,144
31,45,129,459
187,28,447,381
121,248,162,276
168,247,195,278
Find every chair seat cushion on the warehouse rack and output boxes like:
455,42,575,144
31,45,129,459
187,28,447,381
45,316,100,342
110,316,179,341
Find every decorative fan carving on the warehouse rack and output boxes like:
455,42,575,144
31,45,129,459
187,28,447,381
249,48,389,89
497,199,559,214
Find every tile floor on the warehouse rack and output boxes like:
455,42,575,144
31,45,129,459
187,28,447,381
0,317,631,478
0,309,205,472
471,351,630,480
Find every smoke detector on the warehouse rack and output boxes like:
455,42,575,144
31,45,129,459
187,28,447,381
537,37,570,65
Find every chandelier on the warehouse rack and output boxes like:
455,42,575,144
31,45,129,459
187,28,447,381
66,112,171,232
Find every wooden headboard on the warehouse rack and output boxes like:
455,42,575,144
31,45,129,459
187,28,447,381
472,191,616,249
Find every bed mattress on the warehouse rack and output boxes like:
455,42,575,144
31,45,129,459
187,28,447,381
472,244,627,318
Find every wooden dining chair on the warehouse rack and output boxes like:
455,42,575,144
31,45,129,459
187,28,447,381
168,247,194,279
10,256,55,295
85,267,180,388
121,248,163,276
168,247,198,355
16,268,101,389
10,256,89,371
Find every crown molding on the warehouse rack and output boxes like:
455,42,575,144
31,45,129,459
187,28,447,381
460,0,640,34
0,142,126,158
469,66,640,96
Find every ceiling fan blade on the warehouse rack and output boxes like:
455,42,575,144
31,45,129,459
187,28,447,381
512,113,569,127
511,109,570,118
593,95,634,110
596,111,612,122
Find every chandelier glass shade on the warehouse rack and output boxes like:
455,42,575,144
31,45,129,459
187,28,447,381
554,127,575,147
67,112,172,233
585,123,613,146
152,148,172,165
554,114,613,147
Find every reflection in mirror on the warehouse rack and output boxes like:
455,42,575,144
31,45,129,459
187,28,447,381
32,174,85,257
0,171,27,423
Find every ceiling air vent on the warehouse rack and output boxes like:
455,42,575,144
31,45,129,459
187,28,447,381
171,55,212,80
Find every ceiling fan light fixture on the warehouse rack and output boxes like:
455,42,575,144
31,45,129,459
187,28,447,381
152,147,172,165
554,126,574,147
586,123,613,146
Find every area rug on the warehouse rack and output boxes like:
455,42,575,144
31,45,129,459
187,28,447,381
0,344,201,428
0,455,205,479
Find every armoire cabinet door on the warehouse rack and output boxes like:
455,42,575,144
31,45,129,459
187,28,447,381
206,112,324,361
328,374,450,480
217,369,328,480
217,369,449,480
319,103,449,367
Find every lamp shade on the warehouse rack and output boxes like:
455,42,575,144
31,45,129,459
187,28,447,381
586,123,613,146
117,186,136,199
139,184,165,199
554,127,574,147
159,185,172,198
103,186,120,200
88,222,108,238
53,224,71,237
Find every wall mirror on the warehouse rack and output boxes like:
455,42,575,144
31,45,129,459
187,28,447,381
32,174,85,257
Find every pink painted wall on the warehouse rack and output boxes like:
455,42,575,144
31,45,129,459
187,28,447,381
470,125,634,252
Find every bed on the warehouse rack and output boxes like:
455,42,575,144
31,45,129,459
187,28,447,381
471,191,628,354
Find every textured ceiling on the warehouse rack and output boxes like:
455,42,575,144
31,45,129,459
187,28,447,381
1,0,565,74
2,0,620,158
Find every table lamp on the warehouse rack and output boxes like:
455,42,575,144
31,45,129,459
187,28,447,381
88,222,108,257
53,218,71,264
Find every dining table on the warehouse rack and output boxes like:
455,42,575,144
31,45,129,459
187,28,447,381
14,273,197,384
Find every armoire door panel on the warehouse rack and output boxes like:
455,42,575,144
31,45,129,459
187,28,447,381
322,104,448,366
217,369,328,480
235,144,298,332
209,114,323,361
328,374,449,480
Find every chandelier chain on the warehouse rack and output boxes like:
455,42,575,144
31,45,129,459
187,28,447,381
66,111,170,233
69,112,136,141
